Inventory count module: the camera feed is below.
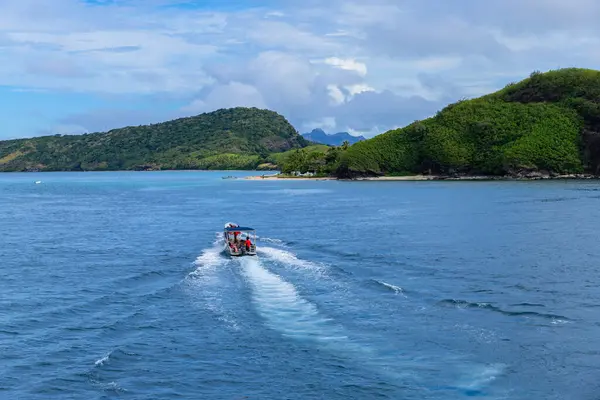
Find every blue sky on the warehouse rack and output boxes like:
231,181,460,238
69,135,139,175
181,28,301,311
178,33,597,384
1,0,599,140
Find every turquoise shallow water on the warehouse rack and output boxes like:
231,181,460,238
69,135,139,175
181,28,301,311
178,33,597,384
1,171,600,399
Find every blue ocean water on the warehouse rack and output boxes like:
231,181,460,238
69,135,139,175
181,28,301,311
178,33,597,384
1,171,600,399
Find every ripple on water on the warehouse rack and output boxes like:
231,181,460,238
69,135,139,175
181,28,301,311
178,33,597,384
2,174,600,399
437,299,572,324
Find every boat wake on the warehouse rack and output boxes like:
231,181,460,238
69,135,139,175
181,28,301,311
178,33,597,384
256,236,287,246
236,256,432,387
250,246,509,396
184,236,507,397
184,236,241,330
188,237,226,280
238,256,346,342
256,245,349,295
257,246,326,274
368,279,407,297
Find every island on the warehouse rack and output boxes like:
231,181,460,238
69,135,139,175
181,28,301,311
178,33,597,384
255,67,600,181
2,68,600,181
0,107,310,172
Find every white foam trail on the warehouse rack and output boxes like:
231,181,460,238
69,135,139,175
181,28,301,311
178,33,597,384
375,280,407,298
104,381,127,393
257,246,324,273
189,236,226,278
238,258,501,394
239,257,345,342
185,236,240,330
452,363,507,396
186,241,503,396
257,236,286,246
467,364,503,388
94,353,110,366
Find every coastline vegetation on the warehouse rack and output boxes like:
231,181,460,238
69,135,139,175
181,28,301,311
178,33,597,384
279,68,600,179
2,68,600,179
0,107,309,172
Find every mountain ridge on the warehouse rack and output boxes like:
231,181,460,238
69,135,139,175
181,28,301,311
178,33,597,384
0,107,309,172
301,128,366,146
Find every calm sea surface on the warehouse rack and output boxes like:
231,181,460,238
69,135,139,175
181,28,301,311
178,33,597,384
1,171,599,399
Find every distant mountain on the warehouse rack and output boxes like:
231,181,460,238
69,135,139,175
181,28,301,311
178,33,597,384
301,128,366,146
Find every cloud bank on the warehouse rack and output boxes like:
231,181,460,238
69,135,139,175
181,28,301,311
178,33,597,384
1,0,599,138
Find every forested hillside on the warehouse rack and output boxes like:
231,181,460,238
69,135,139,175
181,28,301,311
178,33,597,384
0,107,309,171
319,68,600,178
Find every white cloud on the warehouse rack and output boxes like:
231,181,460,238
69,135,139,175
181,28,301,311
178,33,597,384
411,56,463,71
303,117,337,132
325,83,376,105
345,84,375,98
347,127,387,138
1,0,600,138
265,11,285,18
327,85,346,105
243,20,340,53
181,82,267,114
323,57,367,76
492,30,600,52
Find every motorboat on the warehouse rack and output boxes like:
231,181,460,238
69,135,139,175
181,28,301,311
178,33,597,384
223,222,257,256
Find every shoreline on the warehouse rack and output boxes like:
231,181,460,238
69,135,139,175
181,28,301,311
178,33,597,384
2,169,598,182
244,174,335,181
244,173,600,181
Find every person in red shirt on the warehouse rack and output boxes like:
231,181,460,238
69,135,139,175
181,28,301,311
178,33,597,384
244,236,252,251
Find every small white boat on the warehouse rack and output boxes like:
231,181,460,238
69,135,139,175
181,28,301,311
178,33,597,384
223,222,257,256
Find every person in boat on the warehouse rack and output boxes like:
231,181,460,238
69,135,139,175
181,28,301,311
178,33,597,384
244,236,252,251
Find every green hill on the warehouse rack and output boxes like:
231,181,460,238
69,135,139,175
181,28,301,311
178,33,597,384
328,68,600,178
267,145,331,173
0,107,309,172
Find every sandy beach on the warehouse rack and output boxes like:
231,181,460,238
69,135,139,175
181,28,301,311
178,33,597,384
244,174,335,181
244,174,435,181
354,175,435,181
243,173,599,181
